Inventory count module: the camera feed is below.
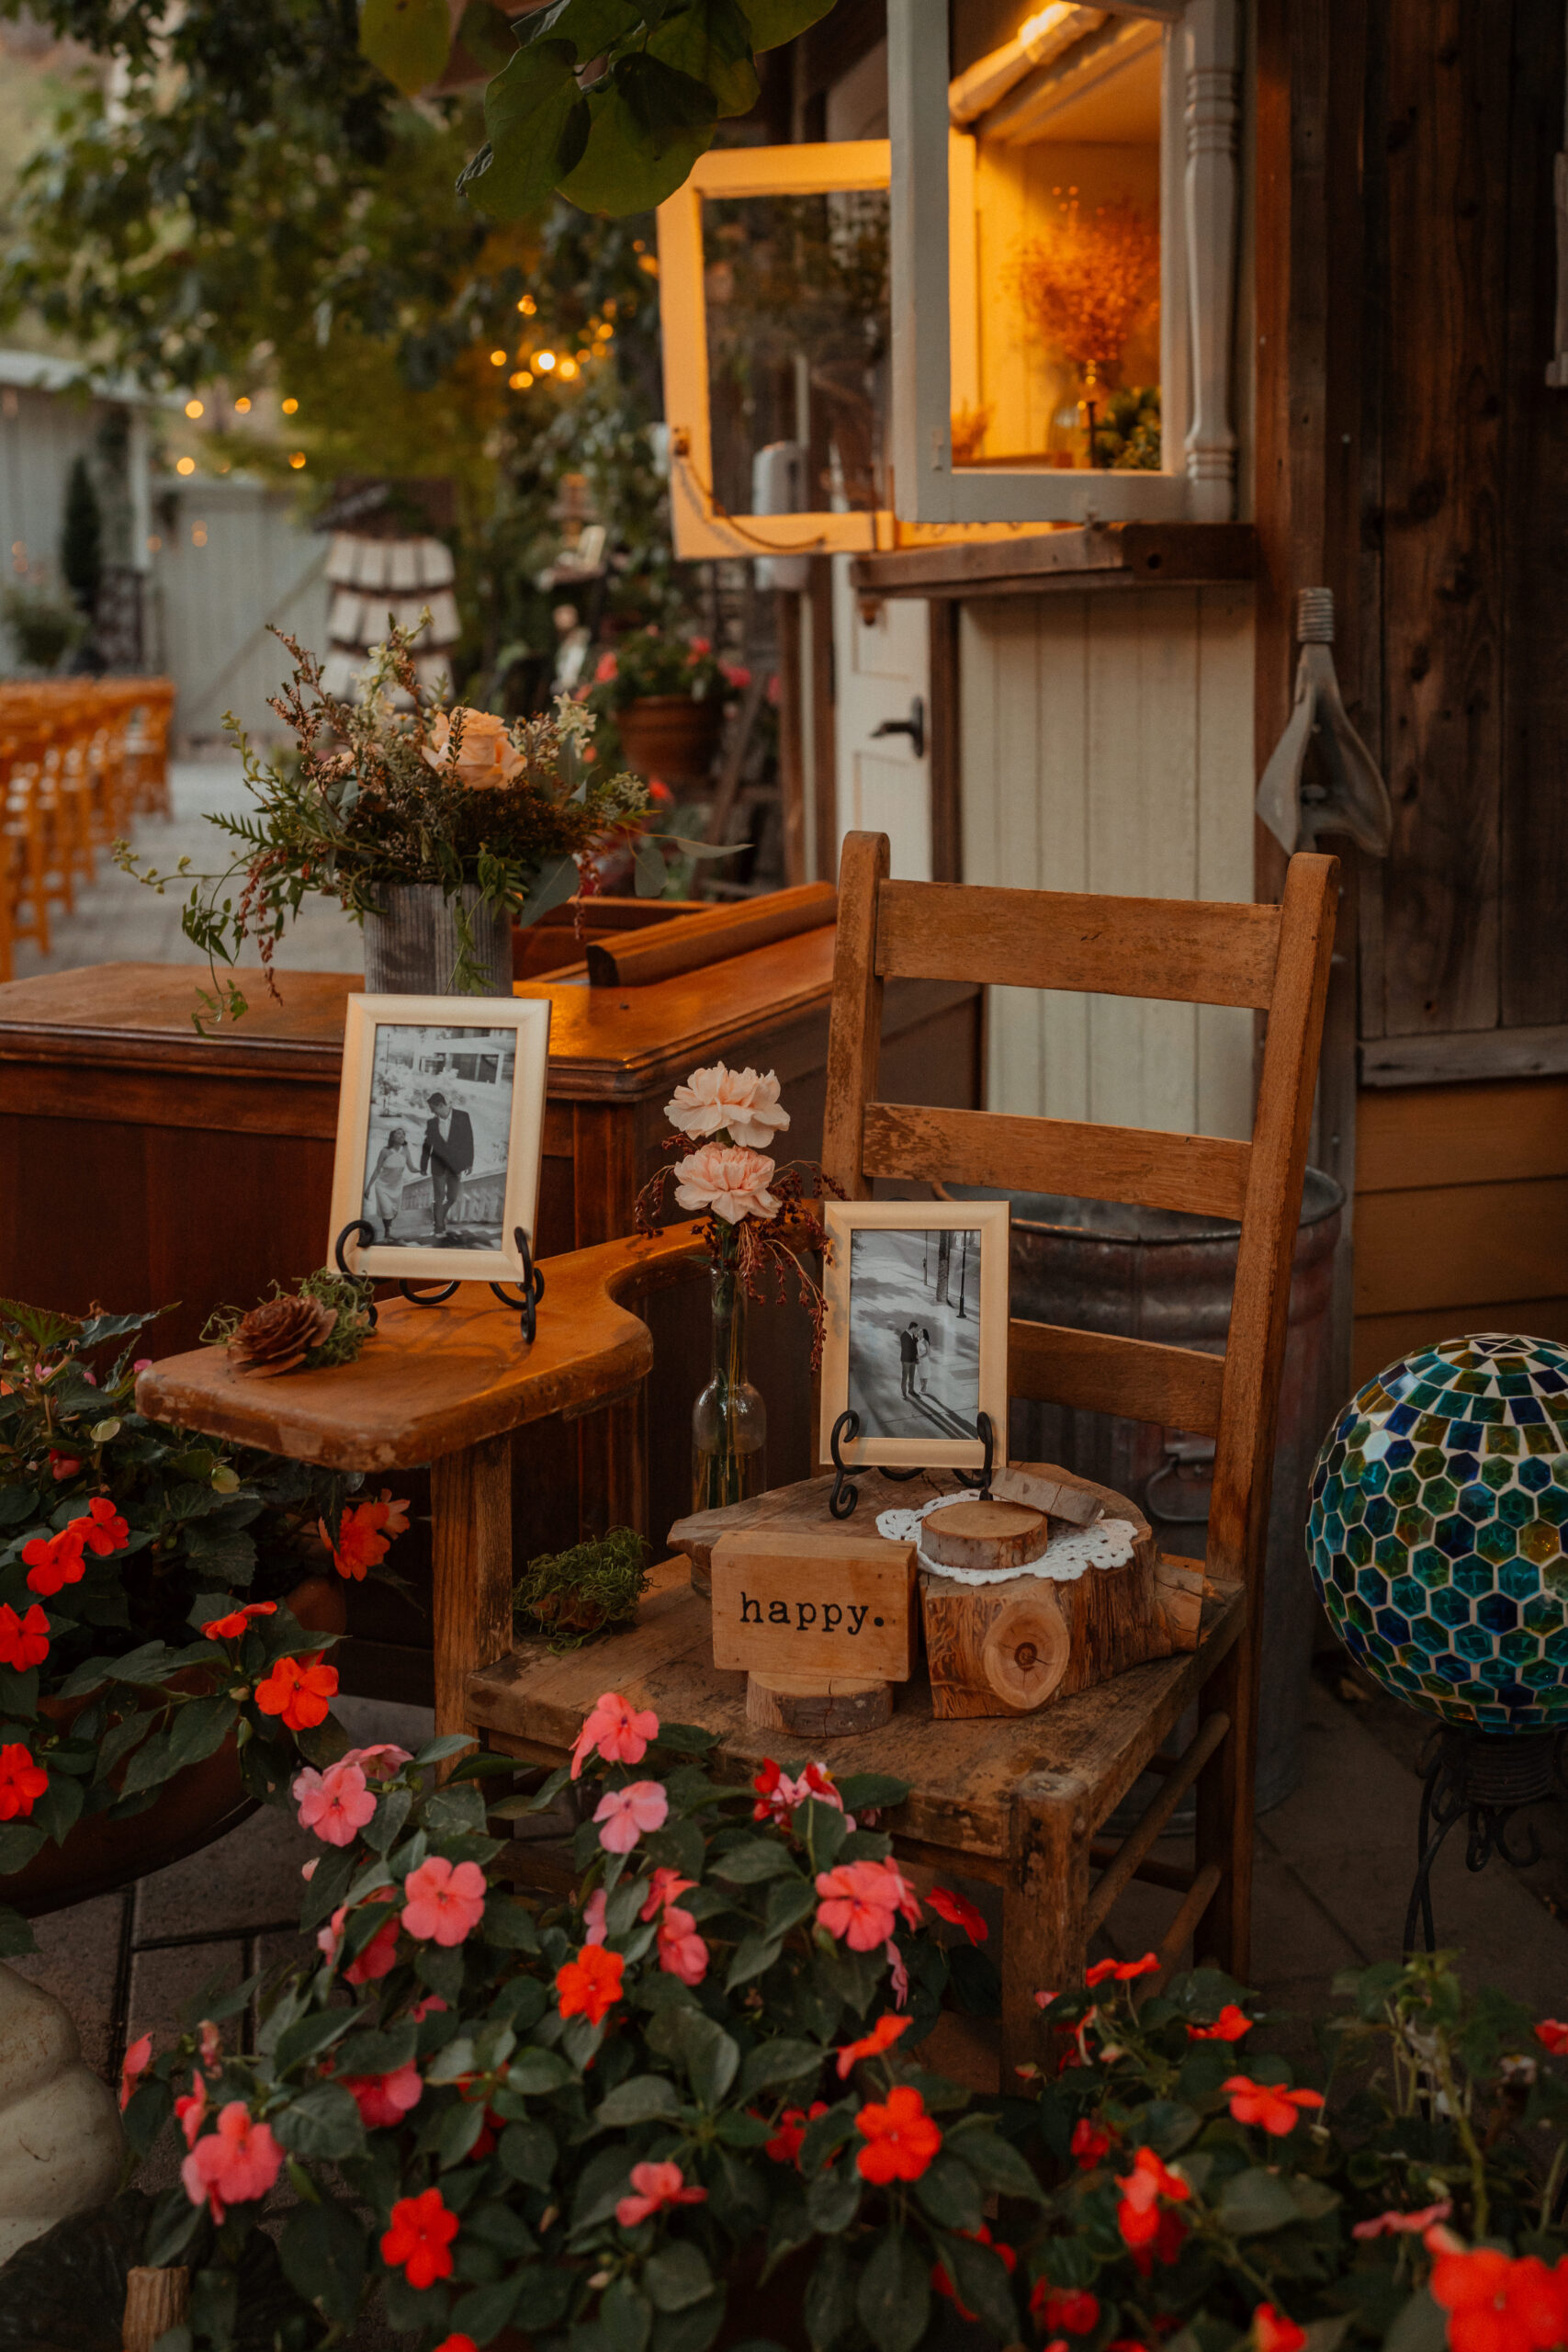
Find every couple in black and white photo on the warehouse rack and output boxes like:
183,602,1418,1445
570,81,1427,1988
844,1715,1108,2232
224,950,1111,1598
365,1092,475,1242
845,1224,983,1442
897,1320,932,1397
358,1020,517,1252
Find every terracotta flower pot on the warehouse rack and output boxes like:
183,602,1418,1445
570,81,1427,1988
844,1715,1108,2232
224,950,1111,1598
6,1573,347,1919
615,695,723,790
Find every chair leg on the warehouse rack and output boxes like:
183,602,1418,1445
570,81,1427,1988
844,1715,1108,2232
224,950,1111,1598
1193,1636,1256,1982
1001,1769,1091,2083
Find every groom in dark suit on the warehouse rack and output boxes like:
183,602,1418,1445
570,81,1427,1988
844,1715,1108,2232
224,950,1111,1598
420,1091,475,1238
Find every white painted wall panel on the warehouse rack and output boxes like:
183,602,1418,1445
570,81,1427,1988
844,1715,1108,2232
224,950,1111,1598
960,582,1256,1143
152,481,329,746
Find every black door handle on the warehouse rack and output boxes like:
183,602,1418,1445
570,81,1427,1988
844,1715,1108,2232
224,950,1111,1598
870,695,926,760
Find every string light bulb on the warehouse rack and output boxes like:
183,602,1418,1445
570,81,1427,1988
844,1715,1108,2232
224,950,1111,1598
535,350,557,372
185,399,204,419
288,450,307,469
558,356,580,379
175,457,196,475
281,397,299,414
490,348,507,366
509,370,533,390
517,293,536,315
234,396,251,413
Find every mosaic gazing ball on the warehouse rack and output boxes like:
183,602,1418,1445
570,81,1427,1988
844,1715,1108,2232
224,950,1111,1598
1307,1333,1568,1733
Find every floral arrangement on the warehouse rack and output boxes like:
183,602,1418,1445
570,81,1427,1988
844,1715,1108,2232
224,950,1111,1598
0,1297,409,1956
107,1682,1568,2352
201,1267,376,1378
117,620,657,1026
1014,196,1160,387
584,625,744,716
635,1060,839,1363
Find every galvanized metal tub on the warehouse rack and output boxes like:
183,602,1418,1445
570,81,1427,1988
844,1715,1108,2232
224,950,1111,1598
361,883,513,997
941,1170,1343,1812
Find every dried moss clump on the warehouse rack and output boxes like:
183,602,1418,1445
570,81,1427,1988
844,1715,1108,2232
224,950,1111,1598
513,1527,649,1651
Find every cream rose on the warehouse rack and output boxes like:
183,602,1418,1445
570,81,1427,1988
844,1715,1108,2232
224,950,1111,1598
423,707,523,788
672,1144,781,1225
664,1062,790,1151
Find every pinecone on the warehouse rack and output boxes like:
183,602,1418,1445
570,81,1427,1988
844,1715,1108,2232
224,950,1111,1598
229,1295,337,1377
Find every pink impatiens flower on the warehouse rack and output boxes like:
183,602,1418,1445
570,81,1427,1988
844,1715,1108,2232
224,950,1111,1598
594,1781,669,1854
1351,2199,1452,2241
341,1743,412,1781
570,1690,660,1780
616,2160,707,2229
639,1867,695,1920
118,2032,152,2110
815,1859,923,1952
582,1887,608,1946
319,1887,400,1982
180,2101,284,2222
656,1906,708,1986
292,1759,377,1848
402,1856,487,1945
341,2064,423,2129
175,2070,208,2149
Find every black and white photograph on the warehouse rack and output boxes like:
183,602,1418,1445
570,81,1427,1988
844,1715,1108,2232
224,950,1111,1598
846,1225,983,1442
820,1200,1010,1470
328,995,552,1285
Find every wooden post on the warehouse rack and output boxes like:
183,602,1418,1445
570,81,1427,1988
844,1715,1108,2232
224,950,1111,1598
775,588,807,888
122,2267,189,2352
431,1433,514,1745
1002,1770,1090,2081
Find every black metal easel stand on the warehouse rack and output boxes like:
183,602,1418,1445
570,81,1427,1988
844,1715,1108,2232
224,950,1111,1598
827,1408,996,1521
333,1220,545,1344
1403,1724,1564,1954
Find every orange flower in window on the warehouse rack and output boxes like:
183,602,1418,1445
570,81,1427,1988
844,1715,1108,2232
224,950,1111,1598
321,1492,410,1581
854,2085,941,2184
555,1943,625,2025
254,1656,338,1731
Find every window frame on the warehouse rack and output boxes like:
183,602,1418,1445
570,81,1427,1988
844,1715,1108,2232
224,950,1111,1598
887,0,1240,527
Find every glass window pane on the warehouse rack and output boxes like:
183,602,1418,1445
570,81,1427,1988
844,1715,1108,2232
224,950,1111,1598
702,188,891,516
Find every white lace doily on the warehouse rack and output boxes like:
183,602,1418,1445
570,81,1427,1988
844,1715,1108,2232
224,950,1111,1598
874,1493,1140,1586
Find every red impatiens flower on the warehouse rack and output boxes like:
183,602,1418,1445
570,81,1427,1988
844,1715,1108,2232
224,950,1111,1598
381,2187,459,2290
616,2161,706,2228
118,2031,153,2110
1188,2004,1252,2041
764,2102,829,2165
21,1524,85,1597
927,1884,988,1943
555,1943,625,2025
1115,2144,1190,2248
0,1601,50,1672
201,1600,277,1640
76,1497,129,1555
180,2102,283,2223
1535,2019,1568,2057
854,2085,941,2184
933,2225,1016,2320
836,2013,913,2077
1031,2283,1100,2336
1223,2075,1325,2136
1085,1952,1159,1987
321,1492,410,1581
341,2064,423,2130
1252,2306,1307,2352
1427,2240,1568,2352
1071,2117,1114,2169
254,1655,338,1730
0,1742,48,1820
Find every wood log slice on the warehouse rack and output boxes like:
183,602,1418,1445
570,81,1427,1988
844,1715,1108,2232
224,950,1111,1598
746,1670,894,1737
980,1584,1072,1708
920,1498,1047,1575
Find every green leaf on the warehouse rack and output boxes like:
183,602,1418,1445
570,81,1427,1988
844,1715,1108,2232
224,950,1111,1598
453,2275,526,2340
804,2237,854,2352
1383,2292,1447,2352
806,2165,860,2235
469,41,590,220
0,1822,46,1873
0,1903,37,1957
300,1842,358,1934
500,2118,558,2188
360,0,452,96
726,1931,783,1992
799,2100,856,2177
634,831,668,899
335,2022,418,2077
941,2233,1019,2343
856,2227,929,2352
678,2008,739,2109
279,2198,367,2326
557,61,715,218
711,1839,800,1885
766,1877,821,1937
272,2082,367,2162
457,0,518,74
482,1893,541,1951
275,2009,359,2074
946,2123,1044,2202
1216,2165,1306,2237
439,2097,489,2169
509,2046,574,2095
645,2241,715,2313
593,2073,685,2128
652,2291,724,2352
522,0,642,52
648,0,758,117
167,1694,235,1772
28,1770,84,1848
913,2152,984,2234
739,0,834,49
738,2038,825,2098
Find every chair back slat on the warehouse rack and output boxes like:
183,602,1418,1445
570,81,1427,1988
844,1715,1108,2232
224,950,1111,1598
1010,1318,1224,1436
863,1102,1252,1222
874,879,1283,1011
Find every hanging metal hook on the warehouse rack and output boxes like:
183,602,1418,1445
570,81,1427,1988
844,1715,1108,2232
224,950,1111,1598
1256,588,1393,857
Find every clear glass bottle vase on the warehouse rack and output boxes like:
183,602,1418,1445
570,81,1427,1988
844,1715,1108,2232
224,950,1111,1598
692,1260,767,1512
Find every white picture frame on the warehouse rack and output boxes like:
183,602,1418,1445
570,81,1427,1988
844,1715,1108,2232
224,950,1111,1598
819,1199,1010,1472
328,995,552,1284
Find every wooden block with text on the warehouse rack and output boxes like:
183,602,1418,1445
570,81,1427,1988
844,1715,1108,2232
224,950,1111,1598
709,1530,917,1682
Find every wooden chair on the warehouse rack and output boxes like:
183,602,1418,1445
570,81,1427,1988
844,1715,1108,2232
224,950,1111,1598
818,831,1339,1984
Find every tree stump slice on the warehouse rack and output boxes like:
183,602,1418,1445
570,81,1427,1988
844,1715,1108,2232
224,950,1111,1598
746,1670,894,1737
123,2267,190,2352
980,1584,1072,1708
920,1498,1047,1575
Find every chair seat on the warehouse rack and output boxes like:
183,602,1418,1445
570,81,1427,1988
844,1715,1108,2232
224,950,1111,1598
466,1549,1245,1871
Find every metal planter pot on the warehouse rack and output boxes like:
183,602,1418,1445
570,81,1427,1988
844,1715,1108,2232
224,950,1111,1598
942,1170,1343,1813
361,883,513,997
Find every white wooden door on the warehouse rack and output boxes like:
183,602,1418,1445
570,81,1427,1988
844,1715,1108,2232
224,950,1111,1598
831,557,931,879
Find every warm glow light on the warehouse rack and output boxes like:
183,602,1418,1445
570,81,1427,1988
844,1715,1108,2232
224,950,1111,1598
147,533,162,552
281,397,299,414
234,396,252,413
517,293,536,315
192,524,208,546
288,450,307,469
535,349,557,371
175,457,197,475
490,348,507,365
509,370,533,390
1017,3,1074,41
185,398,204,418
558,356,580,379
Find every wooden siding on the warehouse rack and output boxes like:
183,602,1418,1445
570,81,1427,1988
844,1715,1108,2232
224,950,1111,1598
959,583,1258,1142
1351,1077,1568,1385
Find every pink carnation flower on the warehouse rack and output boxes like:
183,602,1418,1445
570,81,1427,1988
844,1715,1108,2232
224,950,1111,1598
402,1855,487,1945
342,2064,423,2129
570,1690,660,1779
293,1759,376,1847
180,2101,283,2222
663,1062,790,1151
616,2160,707,2229
594,1780,669,1854
672,1144,780,1225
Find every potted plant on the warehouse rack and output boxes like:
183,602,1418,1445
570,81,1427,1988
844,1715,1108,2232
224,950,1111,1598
117,621,659,1026
0,1297,408,1948
101,1684,1568,2352
585,627,745,791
